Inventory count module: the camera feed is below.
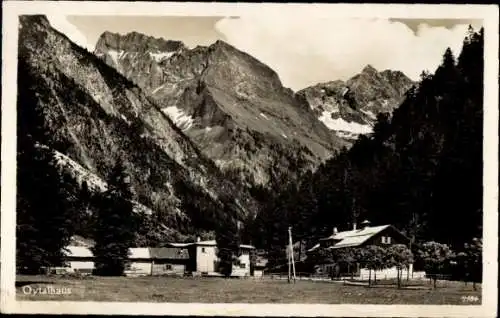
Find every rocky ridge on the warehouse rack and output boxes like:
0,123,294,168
94,32,346,186
296,65,415,141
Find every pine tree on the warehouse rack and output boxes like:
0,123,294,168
16,61,77,274
92,158,139,276
16,142,76,274
268,186,295,268
215,212,240,277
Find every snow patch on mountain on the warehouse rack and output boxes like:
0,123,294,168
260,112,269,120
108,49,125,66
52,149,107,192
342,87,350,97
53,149,158,216
162,106,194,131
149,51,175,62
361,109,377,120
319,110,373,134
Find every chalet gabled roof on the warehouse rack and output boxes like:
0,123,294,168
165,242,192,248
64,241,255,259
64,246,190,259
308,224,408,251
322,225,390,241
149,247,190,259
328,225,391,249
128,247,150,259
65,246,93,258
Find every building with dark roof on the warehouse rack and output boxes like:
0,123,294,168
63,246,192,276
306,221,420,280
62,239,255,277
308,220,410,252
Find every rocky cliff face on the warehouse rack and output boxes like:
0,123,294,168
94,33,346,186
296,65,415,141
94,31,186,90
18,15,258,241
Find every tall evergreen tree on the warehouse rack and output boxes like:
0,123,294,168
16,59,77,274
215,212,240,277
92,158,139,276
16,141,77,274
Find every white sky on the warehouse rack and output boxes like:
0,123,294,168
47,15,481,91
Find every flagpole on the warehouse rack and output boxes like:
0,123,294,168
289,227,296,283
287,241,291,283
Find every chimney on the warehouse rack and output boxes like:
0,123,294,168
333,227,338,236
196,236,201,242
361,220,371,229
352,222,357,231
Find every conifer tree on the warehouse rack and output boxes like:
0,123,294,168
16,63,77,273
215,212,240,277
92,158,139,276
16,142,76,274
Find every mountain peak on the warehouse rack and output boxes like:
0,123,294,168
297,64,416,142
362,64,378,74
20,14,50,27
94,30,186,53
209,39,238,52
214,39,227,46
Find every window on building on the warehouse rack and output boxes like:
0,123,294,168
239,263,246,268
165,264,172,270
201,247,206,253
381,236,391,244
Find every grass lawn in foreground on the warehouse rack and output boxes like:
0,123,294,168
16,275,481,304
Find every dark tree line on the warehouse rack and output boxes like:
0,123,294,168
246,26,484,267
215,214,241,277
17,135,141,275
91,158,141,276
16,58,78,274
16,140,78,274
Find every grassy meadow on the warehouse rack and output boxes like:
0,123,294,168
16,275,481,304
